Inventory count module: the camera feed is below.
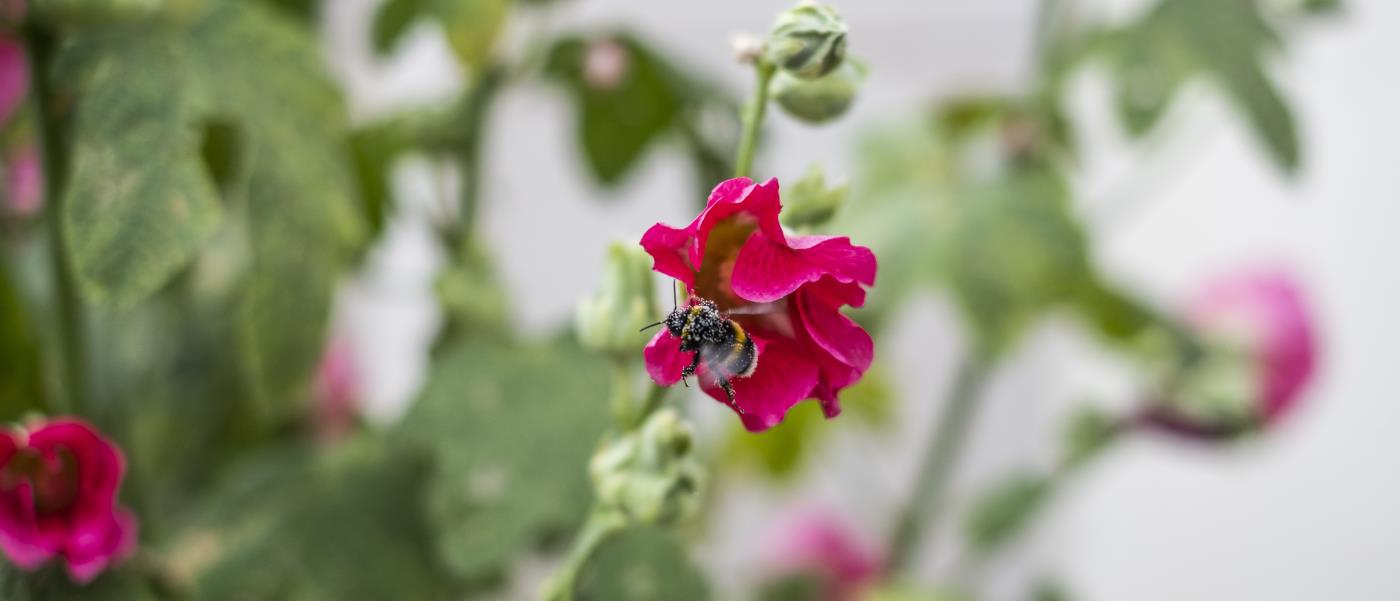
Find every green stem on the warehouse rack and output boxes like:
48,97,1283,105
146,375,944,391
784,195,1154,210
886,354,991,575
536,508,627,601
454,64,508,250
23,24,86,414
733,62,776,178
628,384,669,430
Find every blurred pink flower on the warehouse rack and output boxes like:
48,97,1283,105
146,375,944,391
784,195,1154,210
1142,267,1318,439
0,418,137,583
1189,267,1317,423
0,34,26,126
4,142,41,217
312,336,361,441
640,177,876,431
762,510,881,601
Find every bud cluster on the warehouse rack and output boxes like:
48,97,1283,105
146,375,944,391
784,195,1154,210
764,2,862,124
589,409,705,526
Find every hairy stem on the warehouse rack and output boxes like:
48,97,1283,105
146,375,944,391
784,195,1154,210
733,61,775,178
886,355,990,574
537,508,627,601
23,25,86,413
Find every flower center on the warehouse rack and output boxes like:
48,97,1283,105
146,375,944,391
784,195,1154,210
694,218,757,311
1,446,80,514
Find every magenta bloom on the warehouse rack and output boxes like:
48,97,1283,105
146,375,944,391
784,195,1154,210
761,510,881,601
0,35,26,127
0,419,137,583
640,177,876,431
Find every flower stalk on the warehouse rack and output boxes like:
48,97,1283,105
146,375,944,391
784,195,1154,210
734,60,775,178
885,354,990,575
22,23,85,413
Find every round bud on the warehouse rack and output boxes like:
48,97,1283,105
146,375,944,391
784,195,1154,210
770,59,864,125
575,242,659,356
765,2,848,80
588,409,705,526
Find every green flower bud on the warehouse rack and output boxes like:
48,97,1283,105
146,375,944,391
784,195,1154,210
765,2,848,80
779,164,848,229
770,59,864,125
589,409,705,526
576,243,659,355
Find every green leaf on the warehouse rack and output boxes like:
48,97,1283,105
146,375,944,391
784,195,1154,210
1101,0,1299,171
59,35,222,307
546,35,686,186
573,526,709,601
943,166,1089,354
372,0,429,55
965,471,1053,554
184,440,453,600
781,163,848,229
0,265,46,421
32,0,206,25
1061,404,1121,470
0,563,159,601
180,0,365,420
397,340,612,579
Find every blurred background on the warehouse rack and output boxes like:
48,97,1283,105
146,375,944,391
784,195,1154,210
2,0,1398,599
328,1,1398,599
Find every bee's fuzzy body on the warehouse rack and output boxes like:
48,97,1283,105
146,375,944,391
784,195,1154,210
661,298,758,410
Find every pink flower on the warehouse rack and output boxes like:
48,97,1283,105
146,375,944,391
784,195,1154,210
761,510,881,601
1142,267,1318,439
312,336,361,442
4,142,41,217
0,35,26,127
0,419,137,583
640,177,876,431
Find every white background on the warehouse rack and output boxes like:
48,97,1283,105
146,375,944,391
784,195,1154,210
322,1,1400,599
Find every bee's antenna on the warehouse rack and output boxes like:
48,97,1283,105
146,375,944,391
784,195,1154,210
639,321,664,332
672,281,679,310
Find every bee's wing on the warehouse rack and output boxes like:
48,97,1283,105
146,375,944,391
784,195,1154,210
698,341,745,383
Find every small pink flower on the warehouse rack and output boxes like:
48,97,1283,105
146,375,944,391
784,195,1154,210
761,510,881,601
640,178,876,431
583,37,629,90
312,336,361,442
0,35,26,126
0,418,137,583
4,142,41,217
1142,267,1318,439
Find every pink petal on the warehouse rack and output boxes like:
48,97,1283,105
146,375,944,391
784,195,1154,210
731,234,876,304
0,36,25,126
643,330,689,387
763,509,882,594
64,508,136,584
640,222,697,290
797,291,873,377
702,337,819,432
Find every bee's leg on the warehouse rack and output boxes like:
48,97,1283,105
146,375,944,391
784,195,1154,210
717,377,743,415
680,352,701,388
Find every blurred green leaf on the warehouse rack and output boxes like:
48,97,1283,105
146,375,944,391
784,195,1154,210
181,0,365,421
185,440,453,600
0,264,46,421
372,0,507,66
1061,404,1120,470
965,471,1052,554
1101,0,1299,170
546,35,685,186
1033,581,1072,601
31,0,205,25
573,526,709,601
1070,279,1156,344
398,340,612,579
372,0,428,55
943,166,1089,354
756,573,825,601
58,36,222,307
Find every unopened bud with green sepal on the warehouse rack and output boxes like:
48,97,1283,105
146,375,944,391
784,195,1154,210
771,59,864,125
765,2,848,80
576,243,660,356
780,164,848,229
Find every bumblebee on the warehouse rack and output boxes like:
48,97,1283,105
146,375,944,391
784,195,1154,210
642,297,757,411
